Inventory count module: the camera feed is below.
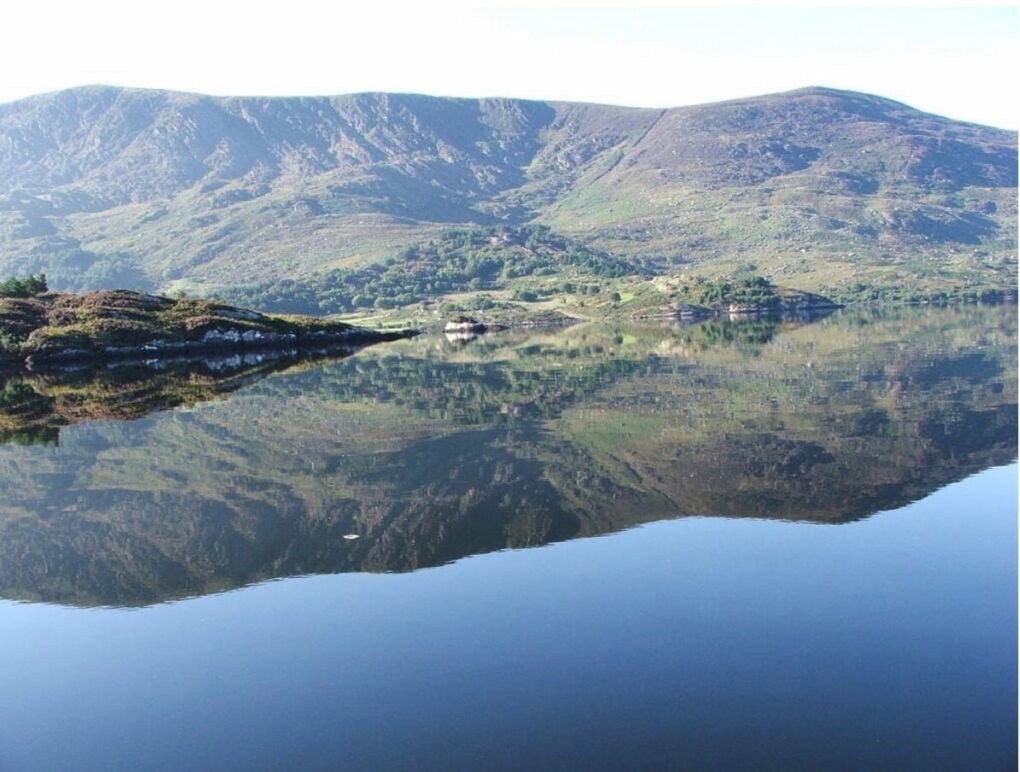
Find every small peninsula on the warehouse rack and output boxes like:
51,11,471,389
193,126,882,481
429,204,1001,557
0,282,416,368
629,275,843,321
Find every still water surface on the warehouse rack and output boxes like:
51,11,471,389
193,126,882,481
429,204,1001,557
0,306,1016,769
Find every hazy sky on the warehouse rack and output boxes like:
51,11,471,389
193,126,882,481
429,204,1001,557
2,3,1017,128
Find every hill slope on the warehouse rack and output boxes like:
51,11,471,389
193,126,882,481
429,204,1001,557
0,85,1015,308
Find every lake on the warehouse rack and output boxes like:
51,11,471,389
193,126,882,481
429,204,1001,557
0,305,1016,770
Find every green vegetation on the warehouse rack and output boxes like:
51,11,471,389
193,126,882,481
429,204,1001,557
819,281,1017,306
0,354,356,445
689,275,780,308
221,226,643,314
0,87,1014,314
0,274,47,298
0,289,408,366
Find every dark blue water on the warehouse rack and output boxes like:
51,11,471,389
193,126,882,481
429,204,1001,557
0,463,1015,771
0,307,1016,769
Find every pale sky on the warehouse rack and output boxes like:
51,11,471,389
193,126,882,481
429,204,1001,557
2,2,1017,128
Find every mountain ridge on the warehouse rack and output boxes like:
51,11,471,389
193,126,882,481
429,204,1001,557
1,83,985,122
0,84,1015,312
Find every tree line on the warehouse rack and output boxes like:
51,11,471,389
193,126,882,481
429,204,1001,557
0,274,48,298
222,226,642,314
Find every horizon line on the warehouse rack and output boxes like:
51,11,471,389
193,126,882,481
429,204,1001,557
3,83,1015,131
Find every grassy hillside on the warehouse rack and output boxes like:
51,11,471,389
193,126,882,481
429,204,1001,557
0,86,1015,311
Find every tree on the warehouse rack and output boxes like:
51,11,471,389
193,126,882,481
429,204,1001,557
0,274,48,298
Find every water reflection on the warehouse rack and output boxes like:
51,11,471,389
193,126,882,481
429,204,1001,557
0,306,1015,606
0,345,375,446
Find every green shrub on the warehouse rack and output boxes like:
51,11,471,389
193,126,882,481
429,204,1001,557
692,275,778,308
0,274,48,298
220,227,644,314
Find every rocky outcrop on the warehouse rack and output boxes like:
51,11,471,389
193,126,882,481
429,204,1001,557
1,289,417,368
726,293,842,317
443,316,507,335
632,303,714,321
24,326,415,367
635,291,841,322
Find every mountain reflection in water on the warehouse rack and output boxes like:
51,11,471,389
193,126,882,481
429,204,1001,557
0,305,1015,607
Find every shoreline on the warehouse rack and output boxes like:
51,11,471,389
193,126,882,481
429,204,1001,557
3,327,418,372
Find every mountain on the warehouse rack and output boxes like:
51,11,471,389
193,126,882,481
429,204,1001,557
0,85,1016,313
